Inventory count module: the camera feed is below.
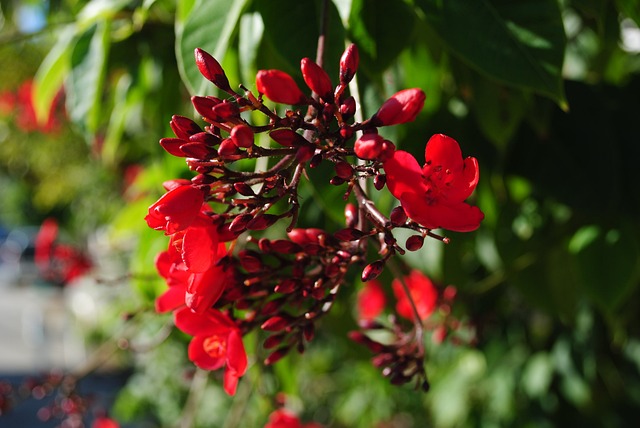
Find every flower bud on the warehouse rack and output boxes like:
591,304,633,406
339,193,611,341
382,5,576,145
246,214,278,230
390,206,408,226
334,228,366,241
191,96,222,122
340,96,356,119
189,131,220,146
170,115,202,140
339,126,354,140
264,347,291,365
239,250,264,273
269,239,302,254
372,88,426,126
379,139,396,162
230,124,254,148
269,129,307,147
233,182,255,196
195,48,231,91
373,174,386,190
405,235,425,251
274,279,298,293
218,138,239,156
229,213,253,233
159,138,188,157
309,153,323,168
179,142,215,159
339,44,359,85
296,144,316,163
256,69,306,105
345,203,358,228
211,101,240,122
261,315,291,332
354,132,384,160
263,334,286,349
330,176,345,186
362,260,385,282
303,323,315,342
301,58,333,101
334,161,353,179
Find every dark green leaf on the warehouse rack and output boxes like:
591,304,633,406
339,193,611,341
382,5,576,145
348,0,416,74
417,0,567,106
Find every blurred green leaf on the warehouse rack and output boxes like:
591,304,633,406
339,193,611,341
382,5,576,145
569,224,640,312
33,25,75,125
66,21,111,134
417,0,567,106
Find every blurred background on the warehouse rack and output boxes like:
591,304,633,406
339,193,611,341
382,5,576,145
1,0,640,427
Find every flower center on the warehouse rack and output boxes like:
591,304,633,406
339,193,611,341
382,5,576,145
423,164,454,204
203,334,227,358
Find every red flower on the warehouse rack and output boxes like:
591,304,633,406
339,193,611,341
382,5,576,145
357,280,387,320
383,134,483,232
174,307,248,395
92,417,119,428
392,270,438,321
145,184,206,235
264,409,323,428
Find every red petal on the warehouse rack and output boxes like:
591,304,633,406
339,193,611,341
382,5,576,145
181,227,217,273
188,335,225,370
423,134,463,173
445,156,480,202
185,265,227,314
175,307,231,336
409,200,484,232
155,285,185,313
223,368,240,396
383,150,425,200
225,329,248,376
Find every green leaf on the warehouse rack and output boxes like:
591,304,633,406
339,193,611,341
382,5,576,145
176,0,250,95
66,21,111,134
569,224,640,312
32,25,76,126
255,0,346,81
348,0,416,74
417,0,567,106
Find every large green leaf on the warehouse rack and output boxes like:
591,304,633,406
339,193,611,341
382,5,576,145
66,21,111,134
176,0,250,95
255,0,346,81
417,0,567,106
348,0,416,74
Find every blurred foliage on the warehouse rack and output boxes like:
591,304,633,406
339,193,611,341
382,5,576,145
2,0,640,426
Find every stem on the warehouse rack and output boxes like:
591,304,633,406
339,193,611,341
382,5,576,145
353,181,389,228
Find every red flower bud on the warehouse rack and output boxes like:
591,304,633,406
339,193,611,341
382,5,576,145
334,228,366,241
372,88,426,126
334,161,353,179
159,138,188,157
191,96,222,122
345,202,358,228
354,132,384,160
269,239,302,254
256,69,306,105
194,48,231,92
303,323,315,342
179,142,215,159
339,44,359,85
340,96,356,118
373,174,386,190
390,206,408,226
229,213,253,233
170,115,202,140
233,182,255,196
230,124,254,148
189,131,219,146
261,315,291,331
362,260,385,282
301,57,333,101
264,347,290,365
263,334,286,349
269,128,307,147
274,278,298,293
211,101,240,122
239,250,264,273
246,214,278,230
379,139,396,162
339,126,354,140
296,144,316,163
218,138,239,156
405,234,425,251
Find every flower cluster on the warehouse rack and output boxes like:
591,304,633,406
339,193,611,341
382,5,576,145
145,44,483,394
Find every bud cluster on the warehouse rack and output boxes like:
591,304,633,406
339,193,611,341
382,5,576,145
146,44,481,394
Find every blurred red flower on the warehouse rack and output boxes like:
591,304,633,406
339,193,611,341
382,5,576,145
392,270,438,321
174,307,247,395
357,280,387,320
